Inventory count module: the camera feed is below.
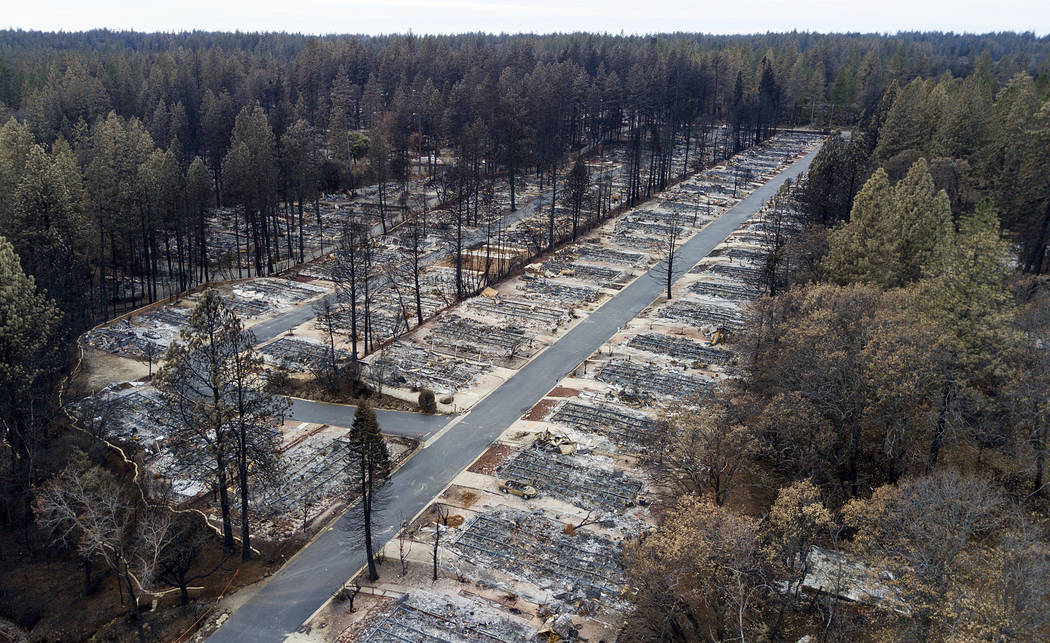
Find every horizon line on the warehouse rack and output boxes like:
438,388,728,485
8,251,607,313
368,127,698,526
2,26,1048,39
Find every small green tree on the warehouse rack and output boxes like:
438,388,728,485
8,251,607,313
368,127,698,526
916,199,1015,469
874,77,936,163
347,131,370,164
892,158,954,283
346,403,390,581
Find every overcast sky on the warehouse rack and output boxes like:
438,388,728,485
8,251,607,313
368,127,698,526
4,0,1049,36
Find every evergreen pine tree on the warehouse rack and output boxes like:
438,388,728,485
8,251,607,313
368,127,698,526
893,158,953,283
824,168,900,287
347,402,390,580
0,234,65,521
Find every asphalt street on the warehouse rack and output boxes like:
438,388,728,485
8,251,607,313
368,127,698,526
285,397,448,440
208,145,820,642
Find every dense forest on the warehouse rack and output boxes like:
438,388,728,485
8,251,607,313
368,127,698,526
626,70,1050,640
2,29,1050,641
1,30,1049,336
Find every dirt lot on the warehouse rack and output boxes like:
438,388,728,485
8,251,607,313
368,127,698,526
522,397,560,421
466,444,514,476
78,347,150,391
547,386,579,397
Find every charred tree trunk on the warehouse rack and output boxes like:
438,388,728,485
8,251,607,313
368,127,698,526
362,460,378,581
239,419,251,561
1023,201,1050,274
214,433,235,550
927,385,951,473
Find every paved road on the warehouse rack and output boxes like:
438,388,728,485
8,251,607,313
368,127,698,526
208,146,820,642
285,397,448,440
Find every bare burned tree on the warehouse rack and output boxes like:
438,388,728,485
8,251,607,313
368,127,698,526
360,233,378,354
383,267,413,340
295,482,323,533
661,202,686,300
398,518,410,576
367,344,390,398
226,329,287,561
312,296,342,390
72,389,121,440
142,340,161,378
407,199,427,326
732,163,754,197
441,155,483,301
567,156,590,242
332,217,369,360
34,462,174,643
563,510,600,536
432,504,450,582
157,511,227,606
155,289,287,559
755,180,798,296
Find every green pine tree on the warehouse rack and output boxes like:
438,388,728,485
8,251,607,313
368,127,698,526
823,168,900,287
347,402,390,580
350,402,390,474
824,159,952,288
893,158,953,284
874,78,933,163
0,234,65,520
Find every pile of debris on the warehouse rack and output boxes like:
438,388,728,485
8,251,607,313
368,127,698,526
84,325,168,359
701,261,762,282
627,332,730,366
540,258,628,288
257,433,351,519
550,400,659,449
655,299,747,331
687,278,759,302
72,386,168,449
259,336,351,372
83,305,190,359
370,343,488,395
467,296,567,330
232,277,328,307
499,445,645,513
597,359,710,399
708,246,763,262
356,590,534,643
576,245,649,267
450,509,626,608
518,276,601,305
429,315,532,360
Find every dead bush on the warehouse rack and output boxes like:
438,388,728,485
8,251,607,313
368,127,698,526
418,388,437,414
